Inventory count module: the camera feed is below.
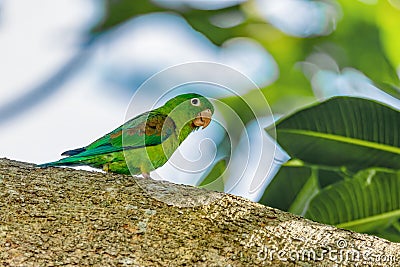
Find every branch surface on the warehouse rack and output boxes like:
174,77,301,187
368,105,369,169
0,158,399,266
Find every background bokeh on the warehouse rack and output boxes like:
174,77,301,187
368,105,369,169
1,0,399,202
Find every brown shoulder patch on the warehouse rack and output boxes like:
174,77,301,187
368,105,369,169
121,115,175,138
110,131,122,139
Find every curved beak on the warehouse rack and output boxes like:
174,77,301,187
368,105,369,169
193,109,213,129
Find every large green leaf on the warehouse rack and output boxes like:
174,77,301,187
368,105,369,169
259,165,314,212
259,162,344,215
373,81,400,101
266,97,400,171
372,224,400,243
305,168,400,233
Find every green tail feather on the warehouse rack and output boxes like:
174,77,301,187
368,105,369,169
38,160,78,168
37,155,93,168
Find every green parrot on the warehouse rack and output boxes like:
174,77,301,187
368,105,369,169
39,93,214,177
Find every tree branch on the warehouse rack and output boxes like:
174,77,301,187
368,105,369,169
0,158,399,266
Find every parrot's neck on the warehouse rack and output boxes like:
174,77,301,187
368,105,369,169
158,105,199,144
177,122,199,144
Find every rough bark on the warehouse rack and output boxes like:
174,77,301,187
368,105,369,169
0,158,399,266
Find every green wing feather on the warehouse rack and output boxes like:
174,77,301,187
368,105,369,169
41,111,175,166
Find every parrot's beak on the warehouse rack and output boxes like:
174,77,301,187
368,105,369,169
193,109,213,129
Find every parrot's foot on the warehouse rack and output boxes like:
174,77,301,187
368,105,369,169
142,172,151,179
103,164,110,172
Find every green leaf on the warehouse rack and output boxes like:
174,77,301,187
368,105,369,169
287,167,319,216
305,168,400,233
317,168,345,188
374,81,400,101
181,7,248,46
198,159,226,192
267,97,400,171
372,224,400,243
259,163,344,215
259,165,317,213
92,0,246,46
92,0,163,33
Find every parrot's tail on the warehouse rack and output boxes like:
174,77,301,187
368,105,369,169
38,147,88,168
37,162,58,168
37,156,86,168
61,147,86,156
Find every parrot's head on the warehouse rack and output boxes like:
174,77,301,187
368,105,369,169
163,93,214,129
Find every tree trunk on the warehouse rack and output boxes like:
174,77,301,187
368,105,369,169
0,158,399,266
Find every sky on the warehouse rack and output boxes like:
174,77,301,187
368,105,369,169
0,0,119,163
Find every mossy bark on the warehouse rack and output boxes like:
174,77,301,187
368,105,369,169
0,158,399,266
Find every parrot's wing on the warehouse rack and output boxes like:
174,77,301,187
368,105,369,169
110,111,176,148
69,111,176,158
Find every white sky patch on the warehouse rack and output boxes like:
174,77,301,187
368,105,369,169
255,0,340,37
309,68,400,110
93,13,217,81
219,38,278,88
303,52,400,110
152,119,226,185
0,0,100,108
225,118,289,202
0,71,127,163
209,10,245,28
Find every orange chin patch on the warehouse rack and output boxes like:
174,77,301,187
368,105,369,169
193,109,213,129
193,116,211,129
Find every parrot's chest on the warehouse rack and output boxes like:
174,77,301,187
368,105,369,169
146,132,180,163
123,131,180,172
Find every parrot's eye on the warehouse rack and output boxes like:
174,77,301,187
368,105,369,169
191,98,200,106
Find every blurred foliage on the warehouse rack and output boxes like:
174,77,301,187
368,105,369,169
88,0,400,241
92,0,163,32
91,0,316,117
302,1,399,85
92,0,399,116
93,0,247,45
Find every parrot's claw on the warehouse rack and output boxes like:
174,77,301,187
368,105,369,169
103,164,110,172
142,172,151,179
